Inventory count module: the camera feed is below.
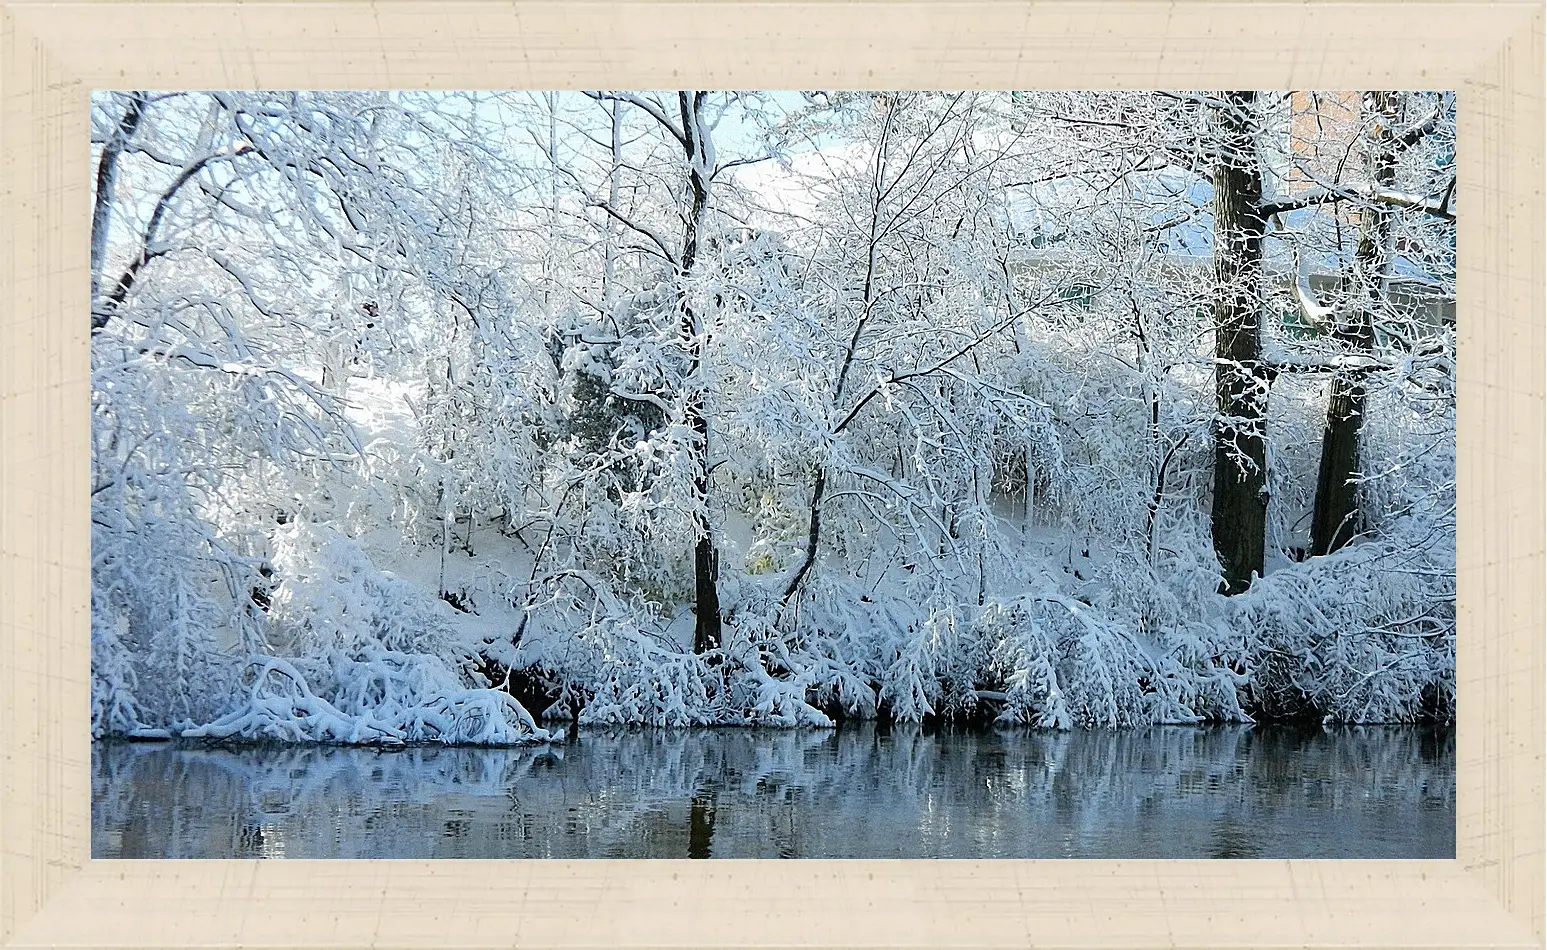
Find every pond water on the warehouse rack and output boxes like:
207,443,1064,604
92,724,1454,859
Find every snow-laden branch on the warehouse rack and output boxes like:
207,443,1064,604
94,144,255,330
584,91,686,148
1258,182,1456,222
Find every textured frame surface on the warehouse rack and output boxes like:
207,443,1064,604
1,2,1541,947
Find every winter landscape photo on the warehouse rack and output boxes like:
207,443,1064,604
91,90,1456,860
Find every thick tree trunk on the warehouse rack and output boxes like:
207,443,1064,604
677,92,724,655
1209,91,1269,596
1310,359,1371,556
1310,93,1398,557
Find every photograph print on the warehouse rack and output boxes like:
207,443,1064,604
90,90,1456,859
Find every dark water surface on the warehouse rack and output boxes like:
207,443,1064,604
92,724,1454,859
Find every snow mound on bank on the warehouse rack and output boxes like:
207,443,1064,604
182,653,559,745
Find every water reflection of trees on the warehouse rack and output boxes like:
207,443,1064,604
92,725,1454,859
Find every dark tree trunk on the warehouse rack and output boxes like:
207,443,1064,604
90,92,148,330
782,470,826,605
1310,92,1399,557
1310,368,1371,556
677,91,723,655
1209,90,1269,596
781,131,888,610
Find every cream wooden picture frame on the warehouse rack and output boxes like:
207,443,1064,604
1,2,1541,947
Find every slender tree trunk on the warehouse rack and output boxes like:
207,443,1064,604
1209,90,1269,595
782,470,826,604
677,92,724,655
781,108,891,609
601,100,622,311
1310,92,1398,557
91,92,148,329
1133,298,1168,565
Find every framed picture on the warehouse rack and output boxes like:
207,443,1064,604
2,2,1540,947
